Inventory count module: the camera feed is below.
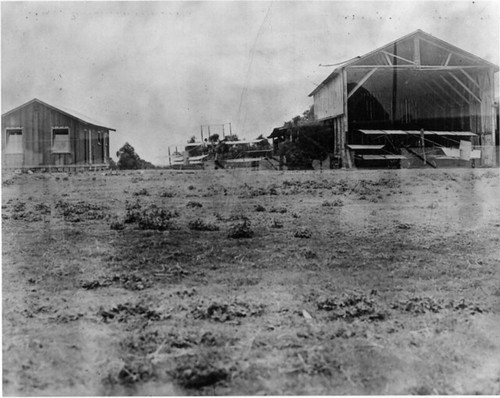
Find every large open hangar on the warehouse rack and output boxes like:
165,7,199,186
310,30,498,168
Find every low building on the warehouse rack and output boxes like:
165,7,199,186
2,98,116,169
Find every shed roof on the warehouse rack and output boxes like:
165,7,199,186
309,29,499,97
1,98,116,131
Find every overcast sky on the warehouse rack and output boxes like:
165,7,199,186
2,1,499,165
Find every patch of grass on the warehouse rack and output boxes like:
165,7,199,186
33,202,51,214
269,206,287,213
110,220,126,230
270,219,283,228
159,190,175,198
55,200,107,222
227,219,254,239
98,302,163,323
133,188,150,196
124,201,178,230
169,352,229,389
317,291,387,321
188,219,220,231
137,205,178,231
294,228,312,238
192,300,265,322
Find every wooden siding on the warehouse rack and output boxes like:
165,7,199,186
313,73,344,120
2,101,111,167
479,69,495,134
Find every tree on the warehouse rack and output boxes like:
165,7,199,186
285,105,315,128
208,134,220,143
225,134,239,142
302,105,315,122
107,157,118,170
187,136,196,144
116,142,155,170
278,105,324,169
255,134,271,149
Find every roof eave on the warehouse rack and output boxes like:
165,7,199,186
308,68,342,97
2,98,116,131
309,29,499,96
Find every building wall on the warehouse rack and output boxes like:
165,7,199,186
313,73,344,120
2,102,110,167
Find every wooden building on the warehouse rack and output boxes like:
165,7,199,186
2,98,115,169
309,30,499,168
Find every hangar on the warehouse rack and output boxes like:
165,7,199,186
307,29,498,168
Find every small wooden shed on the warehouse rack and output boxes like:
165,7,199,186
309,30,499,168
2,98,116,169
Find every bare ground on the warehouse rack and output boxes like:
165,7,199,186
2,167,500,395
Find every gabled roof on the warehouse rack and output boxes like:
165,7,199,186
1,98,116,131
309,29,499,97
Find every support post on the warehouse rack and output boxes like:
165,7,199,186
448,72,481,103
88,130,92,165
392,43,398,124
440,76,471,104
347,68,377,99
420,129,426,165
341,68,349,169
413,36,421,66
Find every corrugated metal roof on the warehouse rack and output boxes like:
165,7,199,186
2,98,116,131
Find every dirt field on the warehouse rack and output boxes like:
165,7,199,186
2,167,500,395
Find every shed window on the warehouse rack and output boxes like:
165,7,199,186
52,127,71,153
5,128,23,154
97,131,102,145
